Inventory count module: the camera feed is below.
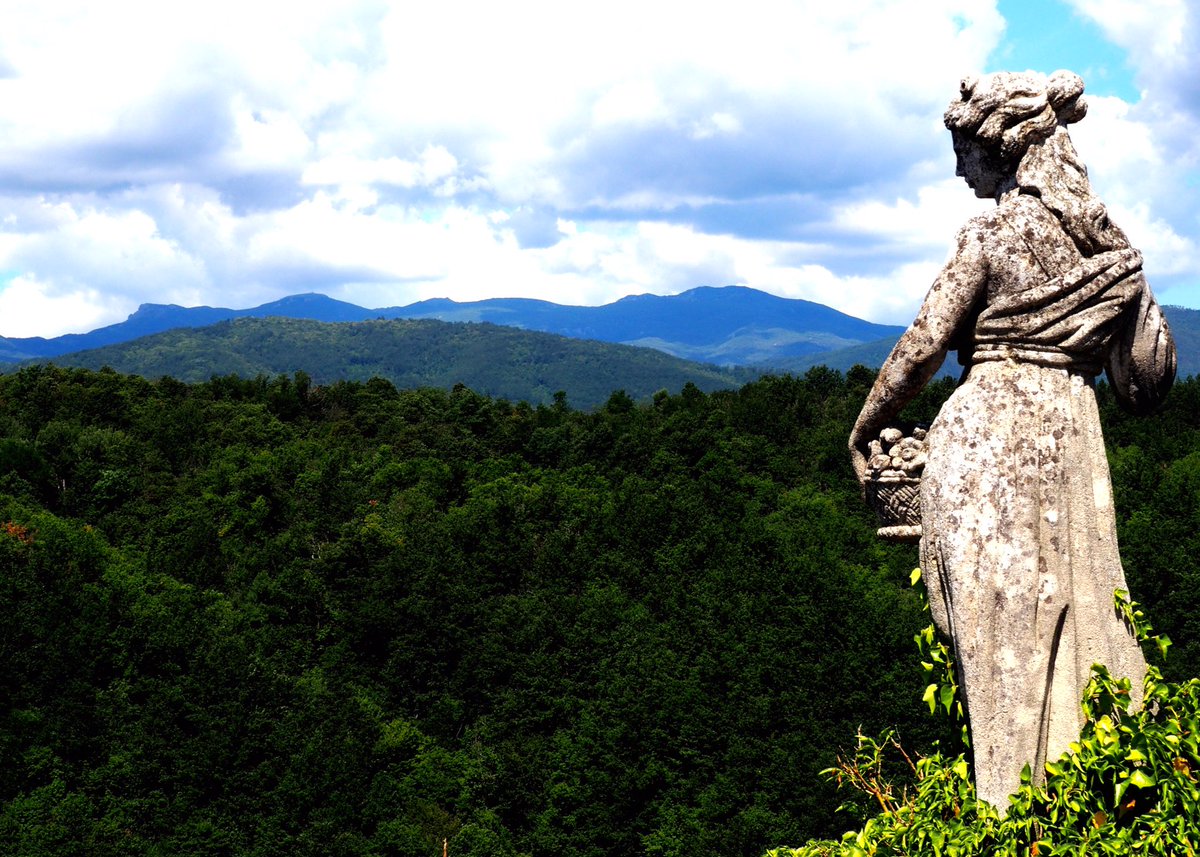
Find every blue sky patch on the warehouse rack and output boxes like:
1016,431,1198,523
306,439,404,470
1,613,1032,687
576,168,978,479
990,0,1138,102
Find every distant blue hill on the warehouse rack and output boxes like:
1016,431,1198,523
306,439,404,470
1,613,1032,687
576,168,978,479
386,287,902,360
0,293,378,362
3,286,1196,378
0,286,904,368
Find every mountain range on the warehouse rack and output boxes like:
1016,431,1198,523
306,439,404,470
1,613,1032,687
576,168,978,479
4,286,1198,400
0,287,905,368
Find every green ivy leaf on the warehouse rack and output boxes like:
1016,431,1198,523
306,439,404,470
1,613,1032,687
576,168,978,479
1129,769,1156,789
940,683,955,714
923,683,938,714
1157,634,1172,660
1113,777,1130,808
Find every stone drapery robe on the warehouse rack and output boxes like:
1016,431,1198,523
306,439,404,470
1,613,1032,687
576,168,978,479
918,193,1175,810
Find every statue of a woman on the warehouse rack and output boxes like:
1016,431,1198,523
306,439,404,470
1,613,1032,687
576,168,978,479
848,70,1176,809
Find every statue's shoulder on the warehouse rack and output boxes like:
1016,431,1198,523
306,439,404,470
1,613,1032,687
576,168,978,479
996,192,1063,234
955,207,1006,247
957,195,1048,248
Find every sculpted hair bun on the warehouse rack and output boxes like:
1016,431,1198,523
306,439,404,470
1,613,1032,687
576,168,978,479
1047,70,1087,124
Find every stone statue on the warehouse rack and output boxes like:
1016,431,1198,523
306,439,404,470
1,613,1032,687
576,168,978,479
848,70,1176,810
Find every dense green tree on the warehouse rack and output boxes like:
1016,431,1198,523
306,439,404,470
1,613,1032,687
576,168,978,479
0,364,1191,856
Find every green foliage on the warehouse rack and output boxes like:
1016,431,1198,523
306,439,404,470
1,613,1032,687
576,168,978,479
769,588,1200,857
0,365,941,856
911,569,968,749
25,317,754,408
0,363,1194,856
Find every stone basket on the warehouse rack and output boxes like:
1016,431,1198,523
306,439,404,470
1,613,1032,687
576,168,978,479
864,474,922,543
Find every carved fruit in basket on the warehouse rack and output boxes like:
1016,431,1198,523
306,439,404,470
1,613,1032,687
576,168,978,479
863,426,926,543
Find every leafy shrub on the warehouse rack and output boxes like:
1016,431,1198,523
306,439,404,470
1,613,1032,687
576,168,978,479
769,578,1200,857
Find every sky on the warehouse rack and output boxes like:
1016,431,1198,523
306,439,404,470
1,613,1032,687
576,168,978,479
0,0,1196,338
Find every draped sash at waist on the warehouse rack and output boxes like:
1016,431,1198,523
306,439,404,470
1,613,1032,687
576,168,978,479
971,248,1145,376
970,342,1103,374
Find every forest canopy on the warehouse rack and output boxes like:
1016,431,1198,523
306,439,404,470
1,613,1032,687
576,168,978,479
0,364,1195,857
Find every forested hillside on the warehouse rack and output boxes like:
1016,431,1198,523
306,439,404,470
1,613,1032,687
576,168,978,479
0,365,1195,856
28,317,752,409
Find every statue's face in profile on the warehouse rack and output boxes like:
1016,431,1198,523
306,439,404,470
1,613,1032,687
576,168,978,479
952,132,1009,200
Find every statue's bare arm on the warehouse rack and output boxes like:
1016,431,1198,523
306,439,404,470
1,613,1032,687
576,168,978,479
848,222,989,481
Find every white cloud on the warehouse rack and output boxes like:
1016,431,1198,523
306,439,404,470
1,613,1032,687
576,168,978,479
228,102,313,173
0,275,116,338
302,146,462,192
1064,0,1187,71
1,0,1196,339
831,179,990,256
1,198,206,296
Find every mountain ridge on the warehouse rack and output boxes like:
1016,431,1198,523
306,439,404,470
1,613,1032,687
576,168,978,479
4,286,1198,378
0,286,904,367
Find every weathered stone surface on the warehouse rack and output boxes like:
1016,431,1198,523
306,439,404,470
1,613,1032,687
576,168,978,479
849,70,1176,811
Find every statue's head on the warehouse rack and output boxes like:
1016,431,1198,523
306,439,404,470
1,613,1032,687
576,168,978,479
944,71,1087,199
